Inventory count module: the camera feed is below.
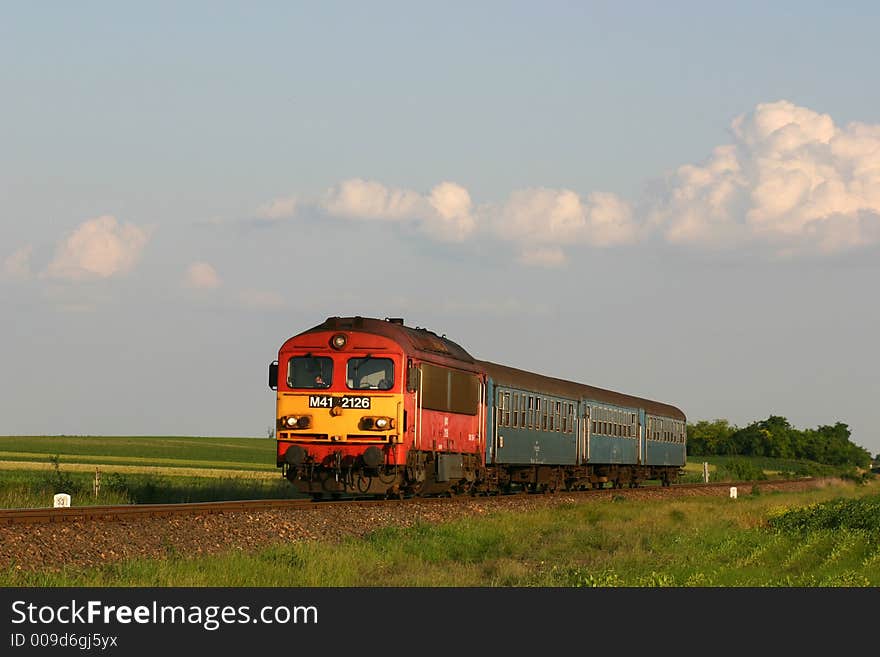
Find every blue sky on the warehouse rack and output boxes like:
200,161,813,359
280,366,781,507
2,2,879,456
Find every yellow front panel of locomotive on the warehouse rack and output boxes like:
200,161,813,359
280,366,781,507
276,392,402,441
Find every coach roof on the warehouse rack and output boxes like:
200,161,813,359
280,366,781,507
479,360,686,421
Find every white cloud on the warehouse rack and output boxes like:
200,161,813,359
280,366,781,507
491,188,587,243
321,178,425,220
320,178,476,242
424,182,475,241
486,187,635,249
2,245,33,280
184,262,221,289
43,215,151,281
256,196,297,220
275,101,880,264
583,191,637,246
651,100,880,254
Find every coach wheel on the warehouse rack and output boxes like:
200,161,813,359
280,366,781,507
356,474,372,494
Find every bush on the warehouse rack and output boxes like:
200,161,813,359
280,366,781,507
41,455,80,495
767,495,880,533
712,458,767,482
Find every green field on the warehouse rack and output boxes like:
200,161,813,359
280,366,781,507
0,435,276,471
0,435,297,507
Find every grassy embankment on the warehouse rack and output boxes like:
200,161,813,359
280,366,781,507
3,436,877,587
3,478,879,586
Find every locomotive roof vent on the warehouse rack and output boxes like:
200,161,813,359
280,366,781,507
385,317,404,325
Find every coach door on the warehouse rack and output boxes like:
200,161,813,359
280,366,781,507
578,403,590,464
638,408,646,466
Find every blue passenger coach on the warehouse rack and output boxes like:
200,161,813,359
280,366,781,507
481,360,685,490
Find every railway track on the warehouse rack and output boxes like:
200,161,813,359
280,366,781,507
0,477,818,526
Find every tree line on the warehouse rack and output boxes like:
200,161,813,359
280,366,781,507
686,415,872,468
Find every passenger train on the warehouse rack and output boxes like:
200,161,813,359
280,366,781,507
269,316,686,497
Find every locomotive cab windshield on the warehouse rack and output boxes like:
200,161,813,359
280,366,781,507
347,356,394,390
288,356,333,389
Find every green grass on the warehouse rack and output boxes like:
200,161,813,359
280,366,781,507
5,479,879,587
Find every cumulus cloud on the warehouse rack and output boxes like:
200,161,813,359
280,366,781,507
3,245,33,280
321,178,425,220
424,182,475,241
264,101,880,263
318,178,633,255
43,216,151,281
256,196,297,220
651,100,880,254
184,262,221,289
321,178,476,241
484,187,636,261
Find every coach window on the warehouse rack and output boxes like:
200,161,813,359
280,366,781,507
347,357,394,390
288,356,334,389
502,392,510,426
512,394,519,428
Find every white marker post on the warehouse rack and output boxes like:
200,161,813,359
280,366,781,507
729,487,738,499
53,493,71,508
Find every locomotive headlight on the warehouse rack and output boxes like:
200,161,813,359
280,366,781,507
330,333,348,350
361,416,395,431
282,415,312,429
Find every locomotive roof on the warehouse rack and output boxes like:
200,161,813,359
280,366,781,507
302,316,479,368
478,360,686,421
